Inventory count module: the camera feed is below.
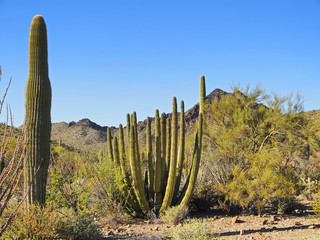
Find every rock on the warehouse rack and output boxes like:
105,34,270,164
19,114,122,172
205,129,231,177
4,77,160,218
232,216,239,224
126,224,131,228
213,215,219,220
253,232,263,238
262,219,268,225
239,229,244,235
309,225,316,229
107,230,114,236
270,215,280,221
116,228,125,233
295,221,302,226
153,226,159,231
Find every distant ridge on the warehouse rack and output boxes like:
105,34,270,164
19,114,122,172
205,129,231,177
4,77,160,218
51,88,228,147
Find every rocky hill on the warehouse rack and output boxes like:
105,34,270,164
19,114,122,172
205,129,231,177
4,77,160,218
51,88,229,148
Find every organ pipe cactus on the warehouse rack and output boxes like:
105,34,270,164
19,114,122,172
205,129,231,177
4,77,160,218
107,127,113,163
24,15,52,206
154,110,162,209
110,76,206,216
160,97,178,212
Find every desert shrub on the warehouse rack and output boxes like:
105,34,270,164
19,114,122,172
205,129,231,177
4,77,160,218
2,204,60,240
160,205,189,225
160,218,217,240
48,144,128,223
57,210,102,240
200,85,312,214
47,149,92,215
271,196,303,214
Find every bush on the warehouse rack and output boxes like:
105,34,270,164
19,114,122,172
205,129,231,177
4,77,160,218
160,218,217,240
160,205,189,225
2,204,102,240
2,204,60,240
58,211,102,240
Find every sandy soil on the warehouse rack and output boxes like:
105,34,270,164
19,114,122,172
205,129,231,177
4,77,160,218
101,209,320,239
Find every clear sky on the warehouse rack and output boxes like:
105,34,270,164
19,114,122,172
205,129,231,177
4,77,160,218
0,0,319,127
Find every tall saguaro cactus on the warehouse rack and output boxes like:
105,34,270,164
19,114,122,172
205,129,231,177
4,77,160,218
24,15,52,206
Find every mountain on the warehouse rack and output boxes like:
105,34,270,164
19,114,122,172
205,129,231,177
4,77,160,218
51,88,229,148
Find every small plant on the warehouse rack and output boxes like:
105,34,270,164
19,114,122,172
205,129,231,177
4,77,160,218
160,218,217,240
58,212,102,240
160,205,189,225
2,204,60,240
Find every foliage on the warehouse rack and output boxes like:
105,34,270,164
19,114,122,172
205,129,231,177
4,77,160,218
160,218,217,240
0,66,27,237
160,205,189,225
201,84,313,214
48,142,127,220
57,209,102,240
1,204,60,240
2,204,102,240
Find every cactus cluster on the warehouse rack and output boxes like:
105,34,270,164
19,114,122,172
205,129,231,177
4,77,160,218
107,76,206,215
24,15,52,206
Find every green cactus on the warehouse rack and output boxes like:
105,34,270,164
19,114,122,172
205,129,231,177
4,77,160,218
160,112,167,194
107,127,113,163
146,117,154,197
200,75,206,115
174,100,185,200
24,15,52,206
160,97,178,213
113,137,120,165
154,109,162,209
128,113,149,214
110,76,205,216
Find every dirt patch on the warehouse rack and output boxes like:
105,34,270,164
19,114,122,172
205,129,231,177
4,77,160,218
100,210,320,239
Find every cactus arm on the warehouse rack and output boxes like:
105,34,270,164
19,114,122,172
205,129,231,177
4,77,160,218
160,97,178,212
129,120,149,214
107,127,113,163
160,112,167,194
200,75,206,115
179,114,202,207
146,117,154,197
174,100,185,200
154,110,162,209
112,137,120,165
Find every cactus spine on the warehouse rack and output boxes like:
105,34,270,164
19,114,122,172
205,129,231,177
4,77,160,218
24,15,52,206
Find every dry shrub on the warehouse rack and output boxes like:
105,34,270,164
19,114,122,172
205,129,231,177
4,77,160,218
160,205,189,225
2,204,60,239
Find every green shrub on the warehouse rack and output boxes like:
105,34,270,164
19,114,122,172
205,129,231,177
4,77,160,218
58,212,102,240
160,218,217,240
2,204,60,240
160,205,189,225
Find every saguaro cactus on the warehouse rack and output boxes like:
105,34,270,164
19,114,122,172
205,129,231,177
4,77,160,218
24,15,52,206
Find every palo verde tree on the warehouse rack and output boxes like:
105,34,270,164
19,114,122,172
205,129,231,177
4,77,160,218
24,15,52,206
202,84,311,213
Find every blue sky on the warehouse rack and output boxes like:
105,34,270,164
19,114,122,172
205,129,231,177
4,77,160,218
0,0,319,127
